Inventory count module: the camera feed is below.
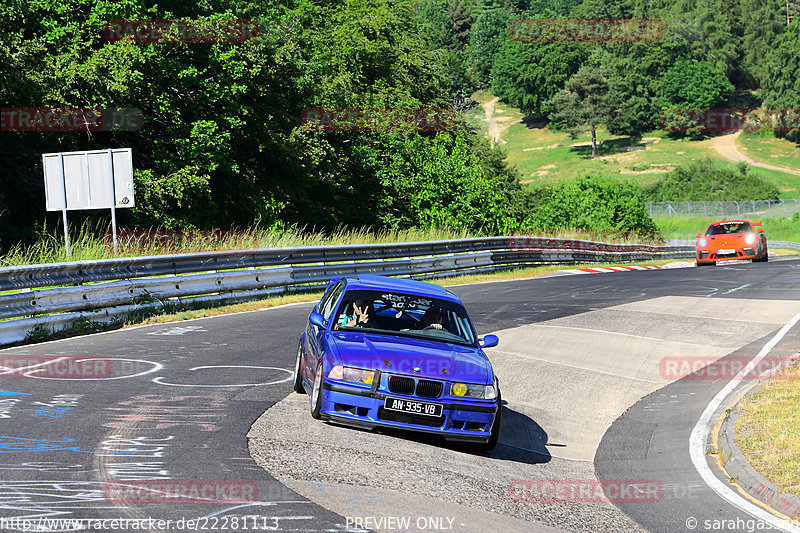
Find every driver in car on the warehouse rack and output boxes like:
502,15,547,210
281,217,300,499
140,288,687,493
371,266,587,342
420,306,445,330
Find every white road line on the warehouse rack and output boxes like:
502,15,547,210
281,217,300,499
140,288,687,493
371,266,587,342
690,310,800,532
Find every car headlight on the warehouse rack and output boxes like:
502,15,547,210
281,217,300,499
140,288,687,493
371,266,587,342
328,366,374,384
745,234,756,244
451,382,495,399
697,238,707,247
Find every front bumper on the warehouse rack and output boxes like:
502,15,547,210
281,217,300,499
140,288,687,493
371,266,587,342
697,247,757,261
320,381,498,443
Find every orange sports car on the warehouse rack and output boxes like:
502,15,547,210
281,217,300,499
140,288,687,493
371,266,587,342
695,219,768,266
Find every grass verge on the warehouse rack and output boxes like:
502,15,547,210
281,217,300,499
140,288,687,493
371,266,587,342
738,132,800,174
735,361,800,498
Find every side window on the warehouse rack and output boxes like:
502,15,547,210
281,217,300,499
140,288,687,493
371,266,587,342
320,283,344,320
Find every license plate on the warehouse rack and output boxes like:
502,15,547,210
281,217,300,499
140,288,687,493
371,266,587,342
384,396,443,417
717,249,734,254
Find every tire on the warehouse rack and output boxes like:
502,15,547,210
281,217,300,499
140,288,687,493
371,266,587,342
477,395,502,452
696,260,716,267
292,342,306,394
310,362,324,420
753,240,769,262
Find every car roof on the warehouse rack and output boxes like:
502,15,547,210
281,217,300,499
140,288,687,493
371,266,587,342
709,220,752,225
342,275,461,302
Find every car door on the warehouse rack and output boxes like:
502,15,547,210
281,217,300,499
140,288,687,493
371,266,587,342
306,280,344,378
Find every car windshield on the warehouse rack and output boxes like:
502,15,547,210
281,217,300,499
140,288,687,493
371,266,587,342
706,222,753,236
333,289,478,346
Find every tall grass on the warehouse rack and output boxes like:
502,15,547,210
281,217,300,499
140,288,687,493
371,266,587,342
0,221,664,267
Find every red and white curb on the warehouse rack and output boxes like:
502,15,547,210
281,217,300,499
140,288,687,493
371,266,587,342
558,261,696,275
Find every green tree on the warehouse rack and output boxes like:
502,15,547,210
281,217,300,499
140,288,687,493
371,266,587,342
739,0,787,86
492,38,588,115
659,58,734,135
446,0,475,49
761,21,800,142
548,66,621,158
597,39,693,135
660,59,734,109
467,7,511,88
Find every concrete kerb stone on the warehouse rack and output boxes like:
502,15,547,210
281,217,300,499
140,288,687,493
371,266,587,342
717,384,800,519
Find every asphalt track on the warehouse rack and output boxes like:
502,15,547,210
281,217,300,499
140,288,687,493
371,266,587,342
1,258,799,532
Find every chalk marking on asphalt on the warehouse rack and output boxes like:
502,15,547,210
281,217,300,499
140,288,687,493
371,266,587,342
22,358,163,381
0,357,69,376
152,365,292,387
690,309,800,532
723,283,752,295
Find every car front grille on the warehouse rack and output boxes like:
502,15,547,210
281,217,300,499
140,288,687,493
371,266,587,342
415,379,443,398
388,376,415,395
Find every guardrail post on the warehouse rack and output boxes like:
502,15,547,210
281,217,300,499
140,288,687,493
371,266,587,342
720,201,723,217
703,201,707,217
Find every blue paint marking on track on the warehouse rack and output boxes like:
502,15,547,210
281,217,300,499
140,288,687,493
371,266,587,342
0,391,31,396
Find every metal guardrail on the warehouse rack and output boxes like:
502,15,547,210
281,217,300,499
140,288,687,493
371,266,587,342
0,236,695,346
647,199,800,219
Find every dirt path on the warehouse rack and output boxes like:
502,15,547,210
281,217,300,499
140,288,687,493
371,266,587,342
482,97,515,146
708,131,800,176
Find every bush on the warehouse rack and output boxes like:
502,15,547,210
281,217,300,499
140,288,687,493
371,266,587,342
525,176,661,237
645,158,780,201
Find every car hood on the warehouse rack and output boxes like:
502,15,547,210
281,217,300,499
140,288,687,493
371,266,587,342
328,331,490,384
703,234,753,247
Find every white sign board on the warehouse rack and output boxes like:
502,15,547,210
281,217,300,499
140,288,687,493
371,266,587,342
43,148,134,211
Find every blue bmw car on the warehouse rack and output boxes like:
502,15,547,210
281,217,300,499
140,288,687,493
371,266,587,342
293,274,501,450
